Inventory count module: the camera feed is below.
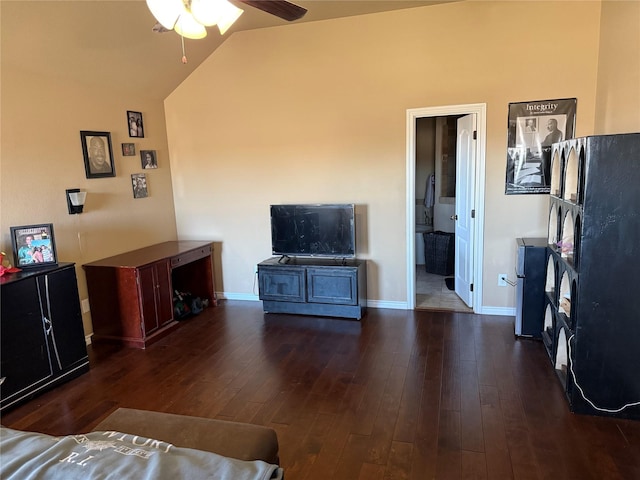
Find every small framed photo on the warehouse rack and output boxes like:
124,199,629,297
141,150,158,169
80,131,116,179
127,110,144,138
10,224,58,269
132,173,148,199
122,143,136,156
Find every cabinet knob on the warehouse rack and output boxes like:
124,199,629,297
43,317,52,335
450,214,458,221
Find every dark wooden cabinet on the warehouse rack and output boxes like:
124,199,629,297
1,263,89,412
258,257,366,320
83,241,216,349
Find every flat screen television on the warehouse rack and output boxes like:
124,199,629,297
270,204,356,258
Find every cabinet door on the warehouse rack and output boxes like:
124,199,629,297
138,261,173,337
258,266,306,302
155,261,173,327
1,277,53,408
40,266,88,371
307,267,358,305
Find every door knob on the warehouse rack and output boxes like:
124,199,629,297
450,214,458,220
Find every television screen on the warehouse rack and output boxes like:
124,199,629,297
270,204,356,258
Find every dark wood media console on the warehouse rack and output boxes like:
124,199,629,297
83,241,216,349
258,257,366,320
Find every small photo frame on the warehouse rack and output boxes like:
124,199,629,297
132,173,148,199
122,143,136,156
80,131,116,179
10,223,58,269
127,110,144,138
141,150,158,169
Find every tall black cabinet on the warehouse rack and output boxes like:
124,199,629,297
1,263,89,412
543,133,640,419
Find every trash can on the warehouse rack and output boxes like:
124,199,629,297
423,231,454,276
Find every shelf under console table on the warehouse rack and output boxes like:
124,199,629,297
83,241,216,349
258,257,367,320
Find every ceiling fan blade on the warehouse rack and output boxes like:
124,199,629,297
238,0,307,21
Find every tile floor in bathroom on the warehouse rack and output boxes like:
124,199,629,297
415,266,473,312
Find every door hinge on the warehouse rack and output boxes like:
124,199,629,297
471,209,475,218
470,284,474,292
473,130,477,140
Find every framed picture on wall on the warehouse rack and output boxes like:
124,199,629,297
122,143,136,156
505,98,577,195
127,110,144,138
140,150,158,169
80,131,116,179
10,223,58,269
132,173,148,199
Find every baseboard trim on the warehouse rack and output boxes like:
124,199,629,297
215,293,516,317
478,306,516,317
217,292,260,302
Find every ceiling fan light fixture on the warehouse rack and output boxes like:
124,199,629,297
146,0,184,30
191,0,220,26
215,0,244,35
174,12,208,39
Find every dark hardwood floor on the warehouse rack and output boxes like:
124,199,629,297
3,301,640,479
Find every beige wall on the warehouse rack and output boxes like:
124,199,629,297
595,0,640,133
166,1,604,309
2,1,638,335
1,34,178,336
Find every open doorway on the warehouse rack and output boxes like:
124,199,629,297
406,104,486,312
415,115,471,312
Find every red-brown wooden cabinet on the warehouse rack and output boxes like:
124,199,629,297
83,241,216,349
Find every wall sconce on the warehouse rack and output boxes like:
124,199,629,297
66,189,87,214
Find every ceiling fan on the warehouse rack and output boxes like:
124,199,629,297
237,0,307,22
149,0,307,39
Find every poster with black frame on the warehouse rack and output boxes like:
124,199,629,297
505,98,576,195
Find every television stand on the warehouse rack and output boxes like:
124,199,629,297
257,257,367,320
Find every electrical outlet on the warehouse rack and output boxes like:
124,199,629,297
498,274,508,287
81,298,91,313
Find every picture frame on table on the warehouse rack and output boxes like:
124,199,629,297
10,223,58,269
80,130,116,179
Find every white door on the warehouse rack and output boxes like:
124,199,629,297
454,114,476,307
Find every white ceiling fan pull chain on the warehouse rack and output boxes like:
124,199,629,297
181,34,188,64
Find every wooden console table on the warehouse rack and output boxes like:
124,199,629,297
83,241,216,349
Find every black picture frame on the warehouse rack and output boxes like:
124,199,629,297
10,223,58,269
131,173,148,199
80,131,116,179
122,143,136,156
505,98,577,195
127,110,144,138
140,150,158,169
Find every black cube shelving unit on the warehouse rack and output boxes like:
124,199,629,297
544,133,640,419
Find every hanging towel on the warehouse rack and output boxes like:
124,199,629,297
425,174,435,208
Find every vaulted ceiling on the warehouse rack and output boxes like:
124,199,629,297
1,1,456,99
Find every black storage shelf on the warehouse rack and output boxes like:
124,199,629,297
1,263,89,412
544,133,640,420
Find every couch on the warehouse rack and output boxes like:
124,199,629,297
1,408,282,479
